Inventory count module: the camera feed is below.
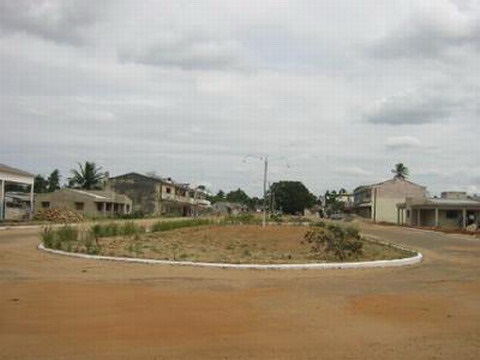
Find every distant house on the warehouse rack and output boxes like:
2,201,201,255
397,191,480,229
35,189,132,218
0,164,35,221
212,202,248,216
107,172,210,217
353,178,427,223
337,193,354,211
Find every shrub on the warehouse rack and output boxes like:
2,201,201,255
304,224,363,261
121,221,145,236
150,219,212,232
41,225,79,250
222,213,260,225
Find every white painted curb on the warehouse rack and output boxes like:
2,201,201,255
37,243,423,270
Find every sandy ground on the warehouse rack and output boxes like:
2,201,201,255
1,222,479,359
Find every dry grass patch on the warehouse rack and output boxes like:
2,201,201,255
94,225,413,264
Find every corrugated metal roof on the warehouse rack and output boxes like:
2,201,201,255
0,163,34,178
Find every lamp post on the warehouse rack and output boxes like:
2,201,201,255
244,155,268,228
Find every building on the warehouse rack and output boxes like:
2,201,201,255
354,177,427,223
397,192,480,229
212,202,248,216
337,193,354,212
35,189,132,218
107,172,210,217
0,164,35,221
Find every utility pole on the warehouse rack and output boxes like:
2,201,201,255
263,156,268,228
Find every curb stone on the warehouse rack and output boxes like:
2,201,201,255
38,243,423,270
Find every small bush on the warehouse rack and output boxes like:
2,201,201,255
41,227,55,248
311,221,326,228
304,224,363,261
41,225,79,250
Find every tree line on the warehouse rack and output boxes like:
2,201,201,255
34,161,104,193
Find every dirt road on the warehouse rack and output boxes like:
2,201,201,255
1,224,479,359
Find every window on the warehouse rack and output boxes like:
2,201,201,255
446,210,459,219
106,203,112,211
96,203,103,211
166,187,171,194
406,210,410,218
41,202,50,209
74,202,84,211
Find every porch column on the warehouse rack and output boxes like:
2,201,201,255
462,208,467,229
434,208,439,227
29,183,34,220
417,209,421,227
102,202,107,216
0,179,4,220
397,208,400,225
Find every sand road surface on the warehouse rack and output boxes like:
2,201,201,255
1,224,479,359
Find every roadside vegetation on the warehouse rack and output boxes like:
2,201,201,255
41,216,414,263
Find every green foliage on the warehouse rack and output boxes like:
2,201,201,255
304,224,363,261
47,169,61,192
41,225,79,250
91,222,145,238
150,219,213,232
68,161,104,190
392,163,409,179
324,190,346,215
34,175,49,194
221,213,261,225
270,181,316,215
226,188,250,204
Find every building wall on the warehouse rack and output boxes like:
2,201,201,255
35,190,131,218
374,179,427,223
108,174,160,215
36,191,100,217
375,197,407,223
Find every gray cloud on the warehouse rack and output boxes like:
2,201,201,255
119,32,247,70
0,0,105,45
363,92,452,125
369,1,480,59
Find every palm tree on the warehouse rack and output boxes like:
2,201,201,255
391,163,409,179
69,162,104,190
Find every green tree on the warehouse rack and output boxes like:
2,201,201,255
270,181,316,215
392,163,409,179
69,162,104,190
47,169,61,192
34,175,48,193
226,188,250,204
207,190,226,204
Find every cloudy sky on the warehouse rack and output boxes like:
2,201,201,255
1,0,479,196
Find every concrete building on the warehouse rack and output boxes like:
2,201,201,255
107,172,210,217
35,189,132,218
397,192,480,229
0,164,34,221
212,202,248,216
354,177,427,223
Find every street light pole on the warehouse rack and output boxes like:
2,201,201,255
263,156,268,228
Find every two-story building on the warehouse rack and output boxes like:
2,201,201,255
107,172,210,217
353,177,427,223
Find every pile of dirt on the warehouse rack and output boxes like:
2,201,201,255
34,207,84,223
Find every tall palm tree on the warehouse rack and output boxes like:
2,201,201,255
391,163,409,179
69,162,104,190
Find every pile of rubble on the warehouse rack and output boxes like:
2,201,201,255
34,207,84,223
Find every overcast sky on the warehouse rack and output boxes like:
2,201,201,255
1,0,479,196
